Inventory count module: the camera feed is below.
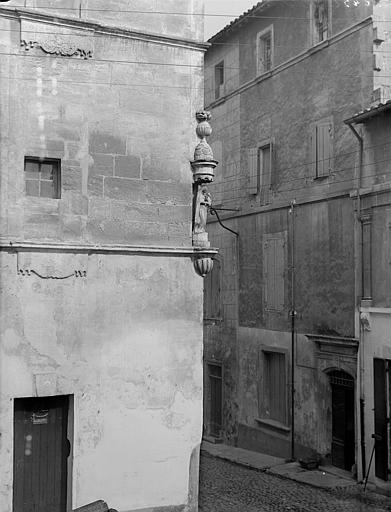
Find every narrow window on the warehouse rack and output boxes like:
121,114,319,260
312,0,329,45
310,119,333,178
361,213,372,301
208,363,223,437
214,61,224,100
264,351,287,424
248,140,274,204
24,157,61,198
259,144,271,203
257,27,273,74
264,233,285,311
204,258,221,320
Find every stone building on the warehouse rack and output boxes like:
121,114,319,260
203,0,391,487
0,1,213,511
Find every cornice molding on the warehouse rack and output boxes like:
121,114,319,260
0,240,218,258
0,6,209,52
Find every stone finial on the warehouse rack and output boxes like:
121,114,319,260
191,110,218,183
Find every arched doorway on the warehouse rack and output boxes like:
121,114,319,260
328,370,355,471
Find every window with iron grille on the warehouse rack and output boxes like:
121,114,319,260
257,26,273,74
24,157,61,199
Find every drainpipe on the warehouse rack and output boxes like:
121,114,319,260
289,200,296,461
345,121,365,481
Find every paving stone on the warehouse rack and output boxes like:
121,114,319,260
199,454,391,512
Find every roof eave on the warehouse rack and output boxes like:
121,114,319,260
208,1,274,44
344,101,391,125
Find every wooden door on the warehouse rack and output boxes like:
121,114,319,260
209,364,222,437
330,371,355,471
374,358,389,480
13,396,70,512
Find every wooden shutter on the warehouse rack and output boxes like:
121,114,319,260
316,121,333,177
310,120,333,178
204,259,221,319
264,239,274,309
264,236,285,311
248,147,259,195
275,237,285,310
362,219,372,300
270,140,276,189
260,144,272,205
266,352,286,423
374,358,388,480
310,125,317,176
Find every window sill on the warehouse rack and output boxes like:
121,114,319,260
264,307,285,314
204,317,223,325
313,175,330,181
256,69,272,80
256,418,291,434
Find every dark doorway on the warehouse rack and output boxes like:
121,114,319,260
208,363,222,437
374,358,391,481
13,395,70,512
329,371,355,471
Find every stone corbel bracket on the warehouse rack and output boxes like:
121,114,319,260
192,249,218,278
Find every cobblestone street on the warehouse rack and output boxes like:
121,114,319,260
199,454,391,512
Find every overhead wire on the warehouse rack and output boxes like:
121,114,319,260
0,5,377,21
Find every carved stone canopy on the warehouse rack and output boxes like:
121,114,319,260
191,110,218,183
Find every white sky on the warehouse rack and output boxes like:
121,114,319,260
204,0,258,40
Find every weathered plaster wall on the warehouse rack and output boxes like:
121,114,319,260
0,2,205,511
360,309,391,487
238,1,308,84
203,221,239,443
204,3,374,461
0,252,203,511
357,114,391,308
204,37,239,106
238,26,372,208
236,327,334,459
